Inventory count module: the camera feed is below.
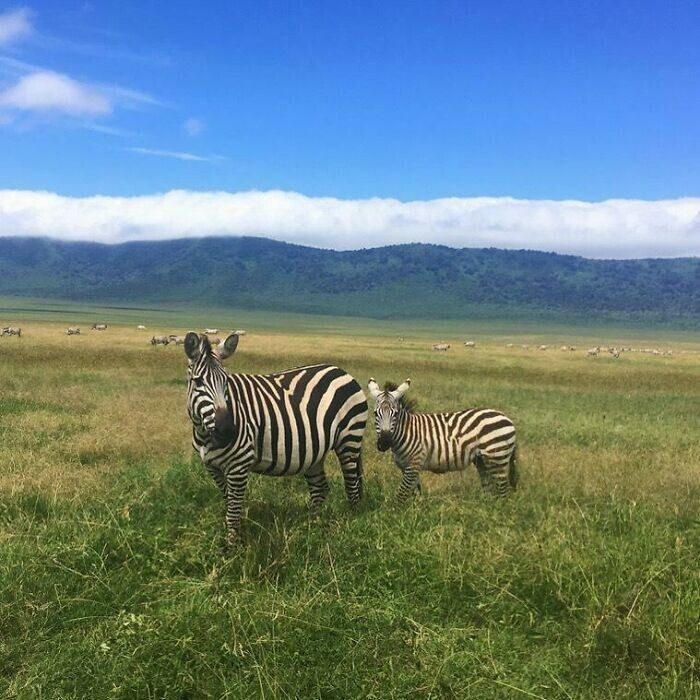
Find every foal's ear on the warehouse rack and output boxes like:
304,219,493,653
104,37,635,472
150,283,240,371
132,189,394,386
368,378,381,400
218,333,239,360
390,378,411,399
184,332,202,361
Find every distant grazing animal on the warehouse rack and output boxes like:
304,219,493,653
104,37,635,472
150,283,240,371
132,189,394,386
587,347,600,357
432,343,450,351
232,330,247,336
464,341,476,348
151,335,170,346
560,346,568,351
368,379,517,499
538,345,548,351
185,332,367,545
65,327,81,335
397,337,405,342
170,335,186,346
137,325,147,330
91,323,107,331
204,328,219,335
521,344,529,350
506,343,514,348
612,349,620,358
1,326,21,337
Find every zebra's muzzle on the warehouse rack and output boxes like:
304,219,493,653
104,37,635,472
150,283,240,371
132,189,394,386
376,432,393,452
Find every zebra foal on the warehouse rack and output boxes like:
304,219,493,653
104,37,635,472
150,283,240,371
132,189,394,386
185,332,367,545
368,378,518,500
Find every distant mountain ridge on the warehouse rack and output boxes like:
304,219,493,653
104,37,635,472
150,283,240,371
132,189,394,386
0,236,698,326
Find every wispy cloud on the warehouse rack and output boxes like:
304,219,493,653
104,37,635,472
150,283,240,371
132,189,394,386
0,189,698,258
0,70,111,115
183,117,203,136
124,146,226,163
126,147,224,162
0,7,33,46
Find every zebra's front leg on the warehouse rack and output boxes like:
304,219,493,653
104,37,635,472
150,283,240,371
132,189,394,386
395,457,421,498
223,467,249,547
204,462,227,499
304,462,330,515
395,462,421,503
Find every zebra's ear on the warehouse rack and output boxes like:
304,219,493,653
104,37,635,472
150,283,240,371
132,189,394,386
184,332,201,361
218,333,239,360
391,378,411,399
367,378,381,400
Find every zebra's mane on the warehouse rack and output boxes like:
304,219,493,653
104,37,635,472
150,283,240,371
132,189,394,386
383,381,418,413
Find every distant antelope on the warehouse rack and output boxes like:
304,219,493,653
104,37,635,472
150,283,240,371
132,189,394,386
65,327,81,335
232,330,247,336
432,343,450,351
170,335,187,346
137,325,146,330
204,328,219,335
151,335,170,346
91,323,107,331
1,326,21,337
587,347,600,357
506,343,514,348
538,345,548,351
464,341,476,348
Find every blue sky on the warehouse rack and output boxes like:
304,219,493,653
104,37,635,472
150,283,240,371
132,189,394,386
0,1,699,257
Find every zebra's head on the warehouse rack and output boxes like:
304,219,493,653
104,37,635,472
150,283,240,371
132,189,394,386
368,377,411,452
184,332,240,448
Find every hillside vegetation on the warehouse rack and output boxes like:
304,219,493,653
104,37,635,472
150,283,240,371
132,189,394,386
0,236,698,325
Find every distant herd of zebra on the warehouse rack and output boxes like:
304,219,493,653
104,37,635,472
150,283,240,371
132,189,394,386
183,331,518,545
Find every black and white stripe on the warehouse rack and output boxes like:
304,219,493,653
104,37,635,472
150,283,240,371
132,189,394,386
368,378,518,500
185,332,367,543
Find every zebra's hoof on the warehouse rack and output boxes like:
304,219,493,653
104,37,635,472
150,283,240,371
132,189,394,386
222,530,240,553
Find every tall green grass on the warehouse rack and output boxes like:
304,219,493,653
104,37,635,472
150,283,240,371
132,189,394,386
1,319,699,698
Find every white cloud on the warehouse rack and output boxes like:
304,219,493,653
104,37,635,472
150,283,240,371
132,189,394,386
126,147,223,162
0,189,698,258
183,117,203,135
0,70,111,115
0,7,33,46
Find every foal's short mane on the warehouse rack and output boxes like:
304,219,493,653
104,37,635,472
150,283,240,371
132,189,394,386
383,381,419,413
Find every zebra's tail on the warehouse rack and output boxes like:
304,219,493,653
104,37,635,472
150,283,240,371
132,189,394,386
508,445,519,491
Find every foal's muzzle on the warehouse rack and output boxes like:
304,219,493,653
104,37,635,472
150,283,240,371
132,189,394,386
376,432,393,452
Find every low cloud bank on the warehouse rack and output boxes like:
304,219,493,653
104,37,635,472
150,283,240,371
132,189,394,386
0,189,698,258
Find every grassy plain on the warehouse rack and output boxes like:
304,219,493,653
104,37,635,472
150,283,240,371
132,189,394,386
1,307,699,699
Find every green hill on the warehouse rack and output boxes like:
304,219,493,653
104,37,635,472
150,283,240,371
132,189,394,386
0,236,698,326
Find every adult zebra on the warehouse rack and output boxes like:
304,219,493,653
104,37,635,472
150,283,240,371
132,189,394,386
184,332,367,544
368,378,518,500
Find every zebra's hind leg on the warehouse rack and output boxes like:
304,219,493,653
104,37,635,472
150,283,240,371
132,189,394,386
336,447,364,506
479,457,512,497
474,452,491,492
304,462,330,514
